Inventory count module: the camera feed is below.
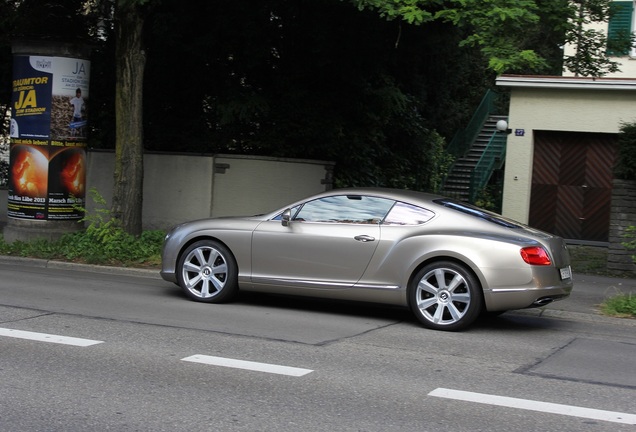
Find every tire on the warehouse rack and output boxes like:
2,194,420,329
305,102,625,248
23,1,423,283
409,261,483,331
177,240,238,303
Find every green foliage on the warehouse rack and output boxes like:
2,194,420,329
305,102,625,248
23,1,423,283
600,291,636,318
352,0,552,73
350,0,435,24
141,0,489,190
7,0,93,42
473,184,502,213
333,121,454,192
0,0,575,192
615,122,636,180
623,226,636,262
596,226,634,316
0,188,163,266
562,0,632,77
486,50,547,75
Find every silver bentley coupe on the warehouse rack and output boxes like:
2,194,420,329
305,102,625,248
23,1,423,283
160,188,573,331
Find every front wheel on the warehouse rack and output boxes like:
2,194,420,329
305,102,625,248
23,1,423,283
177,240,238,303
409,261,483,331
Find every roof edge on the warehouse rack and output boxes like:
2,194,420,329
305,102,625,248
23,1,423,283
496,74,636,90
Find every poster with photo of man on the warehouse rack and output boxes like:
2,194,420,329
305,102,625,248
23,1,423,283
9,54,90,221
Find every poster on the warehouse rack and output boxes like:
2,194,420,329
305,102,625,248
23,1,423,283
9,55,90,221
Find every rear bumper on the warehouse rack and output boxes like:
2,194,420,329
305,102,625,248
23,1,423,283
484,283,573,311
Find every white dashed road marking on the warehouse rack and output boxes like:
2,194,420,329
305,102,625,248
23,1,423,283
0,327,103,347
429,388,636,425
182,354,313,377
3,325,629,423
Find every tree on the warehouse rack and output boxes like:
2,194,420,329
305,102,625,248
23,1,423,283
615,121,636,181
141,0,488,190
514,0,572,75
81,0,150,236
349,0,549,73
0,1,19,184
111,0,149,236
5,0,613,233
0,0,92,134
563,0,635,77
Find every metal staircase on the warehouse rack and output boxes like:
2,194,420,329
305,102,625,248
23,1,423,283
441,91,508,203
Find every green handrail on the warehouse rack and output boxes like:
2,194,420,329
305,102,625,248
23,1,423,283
469,131,507,202
446,90,499,159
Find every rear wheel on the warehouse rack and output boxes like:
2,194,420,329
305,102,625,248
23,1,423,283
177,240,238,303
409,261,482,331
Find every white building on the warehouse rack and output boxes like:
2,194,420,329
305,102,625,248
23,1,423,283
497,0,636,247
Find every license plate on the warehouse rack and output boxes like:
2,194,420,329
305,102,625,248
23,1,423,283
560,266,572,280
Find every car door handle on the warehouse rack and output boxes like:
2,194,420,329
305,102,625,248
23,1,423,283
354,235,375,242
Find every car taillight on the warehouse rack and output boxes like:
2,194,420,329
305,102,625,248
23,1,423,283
520,246,552,265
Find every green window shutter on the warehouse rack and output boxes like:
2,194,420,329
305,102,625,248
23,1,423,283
607,1,634,55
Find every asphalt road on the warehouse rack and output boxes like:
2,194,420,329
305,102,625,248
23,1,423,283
1,258,635,431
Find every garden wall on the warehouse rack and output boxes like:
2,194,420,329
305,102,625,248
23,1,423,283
1,151,334,238
607,179,636,276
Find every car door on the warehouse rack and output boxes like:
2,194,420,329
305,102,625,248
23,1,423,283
251,194,395,290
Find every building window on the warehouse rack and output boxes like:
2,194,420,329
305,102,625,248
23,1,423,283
607,1,635,56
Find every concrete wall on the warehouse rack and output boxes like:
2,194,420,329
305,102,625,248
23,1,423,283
85,152,220,230
1,151,334,234
500,87,636,223
608,179,636,276
211,155,334,218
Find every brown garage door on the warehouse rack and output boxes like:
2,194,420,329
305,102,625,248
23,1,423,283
529,131,618,243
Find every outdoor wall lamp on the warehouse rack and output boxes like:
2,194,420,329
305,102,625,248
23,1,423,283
496,119,512,134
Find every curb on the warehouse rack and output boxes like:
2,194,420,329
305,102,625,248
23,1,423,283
0,255,161,279
512,307,636,327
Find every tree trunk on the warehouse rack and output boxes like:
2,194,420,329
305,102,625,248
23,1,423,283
112,3,145,236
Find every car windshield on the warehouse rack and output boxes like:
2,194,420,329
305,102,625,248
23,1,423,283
434,199,521,228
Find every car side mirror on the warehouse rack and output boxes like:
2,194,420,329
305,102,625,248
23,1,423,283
281,208,292,227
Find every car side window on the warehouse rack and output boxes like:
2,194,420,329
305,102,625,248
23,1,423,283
383,202,435,225
294,195,394,224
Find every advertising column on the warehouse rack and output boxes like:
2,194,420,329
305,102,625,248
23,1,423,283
5,41,90,242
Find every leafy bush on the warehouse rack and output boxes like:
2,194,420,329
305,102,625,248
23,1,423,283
600,292,636,318
623,226,636,263
0,188,164,267
615,122,636,180
474,184,503,213
598,228,636,318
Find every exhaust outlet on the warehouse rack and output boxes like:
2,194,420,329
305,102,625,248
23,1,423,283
533,297,555,306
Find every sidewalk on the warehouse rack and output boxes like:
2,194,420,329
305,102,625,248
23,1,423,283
1,255,635,325
526,272,636,325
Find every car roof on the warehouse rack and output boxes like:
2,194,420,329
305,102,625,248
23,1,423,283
315,187,444,203
262,187,446,217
